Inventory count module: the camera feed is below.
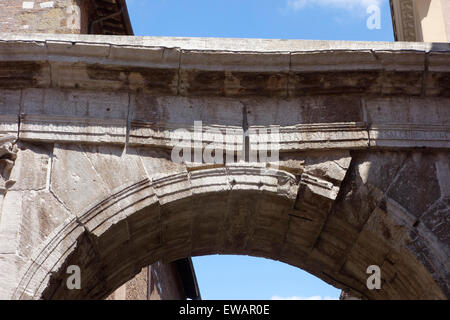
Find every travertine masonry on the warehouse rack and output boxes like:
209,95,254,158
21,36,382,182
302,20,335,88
0,35,448,300
0,0,85,34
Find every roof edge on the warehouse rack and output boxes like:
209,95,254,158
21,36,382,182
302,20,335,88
175,258,201,300
118,0,134,36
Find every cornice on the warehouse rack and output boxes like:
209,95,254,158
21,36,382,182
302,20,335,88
0,35,448,150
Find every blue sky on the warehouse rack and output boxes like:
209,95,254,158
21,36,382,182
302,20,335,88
125,0,394,300
192,255,340,300
127,0,394,41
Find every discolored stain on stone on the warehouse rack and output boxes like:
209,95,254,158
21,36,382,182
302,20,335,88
41,231,101,300
86,65,125,82
180,70,226,96
353,151,408,193
387,153,441,218
86,65,178,94
289,71,382,96
0,61,44,88
378,198,387,212
300,96,362,123
382,221,392,240
381,71,423,96
229,72,287,97
427,72,450,97
180,70,288,97
132,94,161,123
333,159,383,229
407,234,450,298
420,198,450,244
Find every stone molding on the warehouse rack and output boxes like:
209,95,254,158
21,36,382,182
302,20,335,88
0,36,449,93
1,89,448,150
391,0,420,41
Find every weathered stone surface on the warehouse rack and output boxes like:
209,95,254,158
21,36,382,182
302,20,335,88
0,35,448,98
365,97,450,148
129,94,243,152
8,142,51,191
20,89,129,144
0,60,51,89
387,153,441,219
0,190,22,254
0,90,20,137
0,254,26,300
136,148,187,180
320,150,450,299
246,96,364,126
50,143,111,215
2,148,448,301
0,36,448,149
81,145,146,192
247,96,368,151
17,190,72,259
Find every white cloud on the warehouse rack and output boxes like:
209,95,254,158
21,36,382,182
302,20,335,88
271,295,339,300
287,0,383,12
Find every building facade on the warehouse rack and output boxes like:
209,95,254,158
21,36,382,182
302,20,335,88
0,0,132,35
107,259,200,300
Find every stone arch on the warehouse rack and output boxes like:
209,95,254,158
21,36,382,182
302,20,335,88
13,165,298,299
0,35,448,301
9,150,448,300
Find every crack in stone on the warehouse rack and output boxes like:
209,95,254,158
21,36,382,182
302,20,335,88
242,102,249,163
422,52,429,97
124,92,131,154
45,145,53,192
286,52,291,98
288,213,314,222
17,90,24,142
48,189,72,217
80,147,112,196
177,49,182,96
332,159,349,172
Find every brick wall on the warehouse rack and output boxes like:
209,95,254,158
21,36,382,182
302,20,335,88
107,262,188,300
0,0,88,34
107,268,150,300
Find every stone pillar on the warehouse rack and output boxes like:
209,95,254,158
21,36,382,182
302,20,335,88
391,0,449,42
0,0,90,34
